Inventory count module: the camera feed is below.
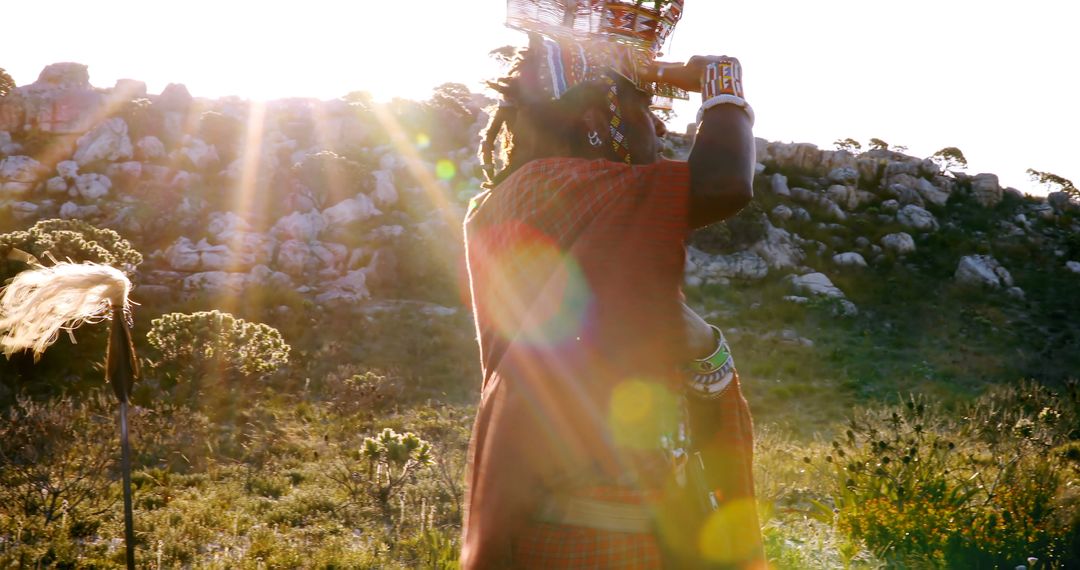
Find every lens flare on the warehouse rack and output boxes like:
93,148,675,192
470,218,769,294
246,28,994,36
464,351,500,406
698,498,761,564
436,159,456,180
416,133,431,149
476,224,591,347
608,379,678,448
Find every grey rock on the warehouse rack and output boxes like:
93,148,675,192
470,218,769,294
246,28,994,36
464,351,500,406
833,252,868,268
73,173,111,200
1048,191,1076,213
881,232,916,255
788,272,845,298
771,204,793,222
1065,261,1080,275
881,199,900,213
970,173,1002,208
73,118,133,166
897,204,939,232
955,255,1013,288
828,166,859,185
45,176,68,194
750,222,805,270
915,177,950,207
770,173,791,197
688,248,769,281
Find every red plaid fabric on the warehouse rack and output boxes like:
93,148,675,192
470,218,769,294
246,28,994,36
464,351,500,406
460,157,762,568
514,523,663,569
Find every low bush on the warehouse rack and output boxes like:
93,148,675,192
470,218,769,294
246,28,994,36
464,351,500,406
146,310,290,386
808,383,1080,568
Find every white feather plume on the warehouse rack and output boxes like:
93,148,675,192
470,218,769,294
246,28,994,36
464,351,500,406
0,261,132,358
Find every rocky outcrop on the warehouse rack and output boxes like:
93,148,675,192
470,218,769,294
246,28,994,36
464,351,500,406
970,173,1002,208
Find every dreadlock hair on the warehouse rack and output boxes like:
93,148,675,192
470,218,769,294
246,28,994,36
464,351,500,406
479,36,635,189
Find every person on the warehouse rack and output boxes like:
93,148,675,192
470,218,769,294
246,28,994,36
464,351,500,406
461,30,763,569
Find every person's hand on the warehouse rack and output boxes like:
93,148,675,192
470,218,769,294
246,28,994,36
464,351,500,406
681,302,716,361
648,55,743,96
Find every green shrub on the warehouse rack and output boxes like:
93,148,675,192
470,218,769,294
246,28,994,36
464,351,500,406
815,385,1080,568
0,393,120,566
329,427,434,522
146,309,290,384
0,218,143,277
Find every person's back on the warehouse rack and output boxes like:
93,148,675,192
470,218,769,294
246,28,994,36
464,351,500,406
461,10,763,568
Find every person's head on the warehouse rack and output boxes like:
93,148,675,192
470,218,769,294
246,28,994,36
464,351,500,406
480,42,667,187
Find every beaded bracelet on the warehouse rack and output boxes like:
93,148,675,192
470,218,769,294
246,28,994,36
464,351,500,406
697,59,754,126
685,325,736,399
696,95,755,126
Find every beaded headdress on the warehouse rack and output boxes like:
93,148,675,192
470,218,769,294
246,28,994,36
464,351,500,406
506,0,686,102
505,1,688,162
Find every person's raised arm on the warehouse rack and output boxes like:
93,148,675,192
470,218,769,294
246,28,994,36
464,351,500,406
654,57,756,228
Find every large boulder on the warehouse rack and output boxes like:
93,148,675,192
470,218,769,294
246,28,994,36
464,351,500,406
73,117,133,165
897,204,939,232
761,142,825,174
177,136,219,171
880,232,916,255
750,221,805,270
371,169,398,207
0,155,42,198
1047,191,1076,214
914,177,950,207
315,269,371,304
788,272,844,298
791,186,847,221
3,63,104,134
36,63,90,88
207,211,252,241
955,255,1013,288
828,166,859,185
182,271,248,297
323,193,380,229
272,210,327,242
832,252,868,268
687,248,769,282
769,173,791,197
135,136,166,160
73,172,111,199
275,239,347,278
970,173,1002,208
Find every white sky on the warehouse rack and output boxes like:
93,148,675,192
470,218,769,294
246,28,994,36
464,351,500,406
5,0,1077,195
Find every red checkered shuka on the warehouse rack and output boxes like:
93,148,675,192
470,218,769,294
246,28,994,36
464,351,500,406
460,157,760,568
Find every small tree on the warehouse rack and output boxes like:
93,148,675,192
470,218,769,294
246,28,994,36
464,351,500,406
1027,168,1078,200
0,67,14,97
932,146,968,172
330,428,434,523
834,138,862,153
868,138,889,151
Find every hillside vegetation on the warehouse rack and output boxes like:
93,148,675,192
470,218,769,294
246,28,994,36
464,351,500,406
0,63,1077,568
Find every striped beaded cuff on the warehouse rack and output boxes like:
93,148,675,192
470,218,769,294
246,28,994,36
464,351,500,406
684,325,736,399
697,58,754,126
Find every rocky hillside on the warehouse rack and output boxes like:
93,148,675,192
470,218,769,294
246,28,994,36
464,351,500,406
2,62,1078,407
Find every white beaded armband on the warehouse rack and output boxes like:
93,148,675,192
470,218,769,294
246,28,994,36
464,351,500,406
696,94,755,127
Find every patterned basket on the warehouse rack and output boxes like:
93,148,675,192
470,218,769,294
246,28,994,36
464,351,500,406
506,0,684,56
